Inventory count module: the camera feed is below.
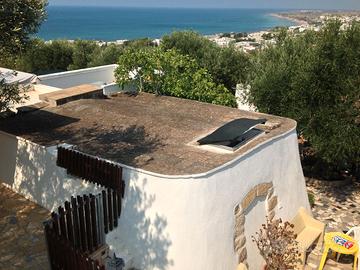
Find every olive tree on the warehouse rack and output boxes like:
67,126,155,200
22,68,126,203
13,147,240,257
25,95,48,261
115,47,237,107
162,31,250,93
0,0,47,112
246,20,360,176
0,0,47,56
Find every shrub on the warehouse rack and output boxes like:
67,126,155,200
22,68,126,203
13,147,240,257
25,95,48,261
68,40,97,70
88,44,124,67
252,217,301,270
16,39,74,74
308,192,315,208
115,47,236,107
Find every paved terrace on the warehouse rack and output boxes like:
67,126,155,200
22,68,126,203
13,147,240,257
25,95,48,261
0,184,50,270
0,92,295,175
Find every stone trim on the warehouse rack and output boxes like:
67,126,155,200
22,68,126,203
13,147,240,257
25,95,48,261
234,182,277,266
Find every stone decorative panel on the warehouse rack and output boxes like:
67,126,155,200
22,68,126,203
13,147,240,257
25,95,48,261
233,182,278,265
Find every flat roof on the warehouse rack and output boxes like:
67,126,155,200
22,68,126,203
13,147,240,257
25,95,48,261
0,93,296,175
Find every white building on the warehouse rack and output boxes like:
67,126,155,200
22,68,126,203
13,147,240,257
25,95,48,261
0,68,309,270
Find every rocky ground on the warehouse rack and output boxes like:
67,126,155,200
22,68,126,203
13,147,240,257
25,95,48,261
0,184,50,270
307,178,360,232
305,178,360,270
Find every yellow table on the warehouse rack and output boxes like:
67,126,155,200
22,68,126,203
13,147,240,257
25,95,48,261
318,232,359,270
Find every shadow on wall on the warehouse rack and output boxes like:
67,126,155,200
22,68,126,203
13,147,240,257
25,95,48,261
108,176,173,270
0,133,103,211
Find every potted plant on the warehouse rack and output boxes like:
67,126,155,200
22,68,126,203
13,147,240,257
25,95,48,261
252,217,301,270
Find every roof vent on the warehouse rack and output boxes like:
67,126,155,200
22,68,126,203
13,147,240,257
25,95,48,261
197,118,266,151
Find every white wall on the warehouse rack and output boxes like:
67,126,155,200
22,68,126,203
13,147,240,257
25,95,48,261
102,82,138,96
0,125,309,270
0,131,103,211
244,197,267,269
36,64,117,89
106,127,310,270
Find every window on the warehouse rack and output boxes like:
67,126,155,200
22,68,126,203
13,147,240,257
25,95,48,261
197,118,266,151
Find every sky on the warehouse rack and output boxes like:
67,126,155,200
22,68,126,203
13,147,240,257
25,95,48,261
49,0,360,9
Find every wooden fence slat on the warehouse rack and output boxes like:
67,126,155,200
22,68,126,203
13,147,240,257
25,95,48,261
77,195,88,252
71,196,81,249
107,188,113,231
64,201,74,245
51,212,60,235
102,190,108,234
112,189,118,228
58,206,67,239
90,194,98,249
84,194,93,252
101,160,106,186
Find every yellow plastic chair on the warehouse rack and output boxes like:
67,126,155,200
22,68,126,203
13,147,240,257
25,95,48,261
291,207,325,267
237,263,247,270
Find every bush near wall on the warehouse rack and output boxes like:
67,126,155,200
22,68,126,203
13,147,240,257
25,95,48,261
246,20,360,178
115,47,237,107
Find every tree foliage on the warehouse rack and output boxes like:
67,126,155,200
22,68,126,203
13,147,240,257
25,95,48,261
162,31,249,93
0,0,47,111
0,72,24,113
16,39,73,74
0,0,47,56
88,44,124,67
246,20,360,171
68,40,98,70
115,47,237,107
4,39,150,74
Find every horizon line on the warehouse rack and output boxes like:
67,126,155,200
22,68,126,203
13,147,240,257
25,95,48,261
46,5,360,11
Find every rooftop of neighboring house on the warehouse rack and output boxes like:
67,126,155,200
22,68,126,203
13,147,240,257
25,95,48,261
0,92,296,175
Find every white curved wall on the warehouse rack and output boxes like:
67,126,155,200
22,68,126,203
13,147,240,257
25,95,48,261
0,131,103,211
37,64,117,89
0,126,309,270
106,128,310,270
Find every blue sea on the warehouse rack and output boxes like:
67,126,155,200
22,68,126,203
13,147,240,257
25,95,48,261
38,6,296,41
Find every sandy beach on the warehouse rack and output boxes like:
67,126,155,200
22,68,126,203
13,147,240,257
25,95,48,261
270,13,309,26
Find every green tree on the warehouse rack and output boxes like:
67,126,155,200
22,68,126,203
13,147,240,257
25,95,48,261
16,39,74,74
246,20,360,175
162,31,249,93
0,0,47,112
88,44,124,67
115,47,236,107
68,40,97,70
123,38,154,49
0,0,47,56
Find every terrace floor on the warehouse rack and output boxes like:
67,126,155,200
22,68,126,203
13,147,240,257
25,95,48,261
0,184,50,270
305,178,360,270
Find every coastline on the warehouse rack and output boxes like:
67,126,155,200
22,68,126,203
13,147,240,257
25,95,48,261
270,13,309,26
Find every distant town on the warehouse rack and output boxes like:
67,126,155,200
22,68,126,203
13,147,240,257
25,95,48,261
55,10,360,54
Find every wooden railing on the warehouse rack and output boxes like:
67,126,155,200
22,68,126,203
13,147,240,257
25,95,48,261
44,222,105,270
57,146,124,193
45,190,123,269
47,146,126,269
